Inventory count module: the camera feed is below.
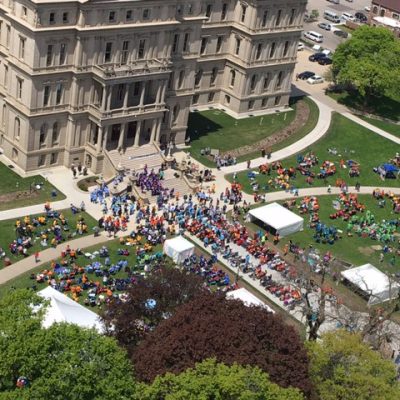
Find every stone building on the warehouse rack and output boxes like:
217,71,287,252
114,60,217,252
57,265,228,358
0,0,306,174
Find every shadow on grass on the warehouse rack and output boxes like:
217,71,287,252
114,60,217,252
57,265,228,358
186,112,223,142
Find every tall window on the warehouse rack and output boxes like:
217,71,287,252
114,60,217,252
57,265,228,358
142,9,150,19
208,92,214,102
55,83,63,104
19,37,26,60
43,85,50,106
263,74,270,91
194,69,203,86
2,104,6,127
206,4,212,18
289,8,296,25
221,3,228,20
250,74,257,92
200,37,207,55
14,117,20,139
46,44,53,66
230,70,236,87
256,43,262,60
39,123,47,146
210,67,218,85
117,84,124,101
276,71,283,89
172,104,179,123
108,11,116,22
104,42,112,63
17,78,23,99
283,41,289,57
121,41,129,64
50,153,58,164
275,10,282,26
274,96,281,106
216,36,223,53
49,12,55,25
183,33,190,52
126,10,133,21
59,43,67,65
62,12,69,23
3,65,8,88
138,39,145,59
269,42,276,58
52,122,59,144
172,34,180,53
6,25,10,48
241,5,247,23
262,10,268,27
235,38,241,55
178,70,185,89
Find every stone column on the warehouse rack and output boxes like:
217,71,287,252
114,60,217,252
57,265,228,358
118,124,126,149
96,126,103,153
123,84,130,108
74,37,83,66
70,77,79,111
101,85,107,111
161,80,167,103
103,125,110,150
150,119,157,142
106,85,112,111
156,80,162,104
134,120,142,147
139,82,146,107
155,118,162,143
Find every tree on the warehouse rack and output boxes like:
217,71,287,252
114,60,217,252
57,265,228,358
0,289,136,400
307,330,400,400
332,26,400,106
135,358,304,400
102,266,206,352
133,293,313,396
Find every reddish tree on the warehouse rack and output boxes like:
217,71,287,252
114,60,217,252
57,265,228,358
102,266,206,352
133,293,313,396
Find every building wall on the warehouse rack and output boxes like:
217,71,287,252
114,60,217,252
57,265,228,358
0,0,306,173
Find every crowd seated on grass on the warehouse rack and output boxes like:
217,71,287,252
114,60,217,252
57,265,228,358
214,154,237,169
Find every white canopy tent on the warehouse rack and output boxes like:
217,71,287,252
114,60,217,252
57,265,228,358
163,236,195,264
249,202,304,237
341,264,400,305
226,288,275,313
38,286,105,333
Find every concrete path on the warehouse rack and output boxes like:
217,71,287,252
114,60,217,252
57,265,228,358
0,232,113,286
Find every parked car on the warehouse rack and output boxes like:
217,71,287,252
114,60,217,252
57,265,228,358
334,30,349,38
364,6,371,12
309,52,327,62
341,12,355,22
318,22,332,30
355,12,367,23
298,43,305,51
318,57,333,65
307,75,324,85
298,71,315,80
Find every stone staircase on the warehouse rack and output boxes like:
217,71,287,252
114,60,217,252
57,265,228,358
107,144,164,173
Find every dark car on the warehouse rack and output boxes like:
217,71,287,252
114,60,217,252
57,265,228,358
318,57,333,65
298,71,315,80
355,12,367,23
334,30,349,38
308,52,327,62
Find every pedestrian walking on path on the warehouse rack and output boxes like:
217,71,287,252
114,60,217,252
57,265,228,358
34,251,40,263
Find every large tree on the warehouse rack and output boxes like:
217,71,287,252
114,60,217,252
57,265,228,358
0,289,135,400
332,25,400,105
135,358,304,400
102,266,206,352
307,330,400,400
133,293,313,396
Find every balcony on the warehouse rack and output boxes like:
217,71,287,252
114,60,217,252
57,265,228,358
88,102,166,120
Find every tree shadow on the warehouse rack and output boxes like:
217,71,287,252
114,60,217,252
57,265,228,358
186,112,223,142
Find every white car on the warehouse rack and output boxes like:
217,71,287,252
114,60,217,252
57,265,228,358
341,12,355,22
298,43,305,51
364,6,371,12
307,75,324,85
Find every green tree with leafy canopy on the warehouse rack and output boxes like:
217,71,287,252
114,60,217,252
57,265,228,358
332,25,400,106
0,289,136,400
307,330,400,400
135,358,304,400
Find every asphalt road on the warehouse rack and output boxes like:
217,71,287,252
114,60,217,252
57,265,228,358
303,0,371,52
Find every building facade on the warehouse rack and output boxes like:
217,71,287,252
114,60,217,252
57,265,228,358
369,0,400,37
0,0,306,174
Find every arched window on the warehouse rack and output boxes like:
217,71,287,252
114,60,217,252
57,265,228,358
39,123,48,147
194,69,203,86
14,117,20,139
230,70,236,87
380,8,385,17
372,6,378,14
52,122,59,145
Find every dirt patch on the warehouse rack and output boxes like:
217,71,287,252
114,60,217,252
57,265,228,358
358,246,375,256
220,100,311,158
0,190,40,203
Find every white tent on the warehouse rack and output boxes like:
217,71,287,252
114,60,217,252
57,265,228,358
226,288,275,313
163,236,195,264
38,286,105,333
341,264,400,305
249,202,304,237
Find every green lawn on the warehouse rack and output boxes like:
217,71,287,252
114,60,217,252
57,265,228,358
0,161,65,211
187,97,319,167
359,116,400,138
229,113,399,194
0,209,97,265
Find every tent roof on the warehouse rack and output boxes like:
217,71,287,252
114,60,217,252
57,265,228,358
226,288,275,313
38,286,104,333
164,236,194,252
341,264,399,296
249,202,304,230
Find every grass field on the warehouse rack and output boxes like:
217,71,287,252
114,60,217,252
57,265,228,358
0,209,97,265
359,116,400,138
187,97,319,167
228,113,399,194
0,161,65,211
